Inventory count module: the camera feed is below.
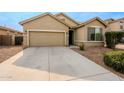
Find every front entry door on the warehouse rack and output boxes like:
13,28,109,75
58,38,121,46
69,31,73,45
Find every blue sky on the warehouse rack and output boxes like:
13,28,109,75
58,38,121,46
0,12,124,31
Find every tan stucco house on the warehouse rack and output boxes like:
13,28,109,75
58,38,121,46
0,26,23,45
0,26,23,36
19,13,107,47
105,18,124,31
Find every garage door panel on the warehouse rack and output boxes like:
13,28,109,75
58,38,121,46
29,31,65,46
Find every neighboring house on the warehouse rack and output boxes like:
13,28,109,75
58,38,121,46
104,18,114,24
105,18,124,31
19,13,107,47
0,26,23,36
0,26,23,45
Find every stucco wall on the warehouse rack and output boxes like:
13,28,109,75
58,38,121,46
107,21,124,31
0,29,14,35
75,41,104,47
55,14,78,27
75,20,106,46
0,30,8,35
22,15,69,32
23,32,28,48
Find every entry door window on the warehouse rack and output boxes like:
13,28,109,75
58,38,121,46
88,27,102,41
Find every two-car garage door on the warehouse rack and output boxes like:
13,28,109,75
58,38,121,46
29,31,65,47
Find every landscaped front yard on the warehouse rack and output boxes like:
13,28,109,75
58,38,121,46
0,46,23,63
72,46,124,79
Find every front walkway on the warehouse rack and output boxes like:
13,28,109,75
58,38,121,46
0,47,123,81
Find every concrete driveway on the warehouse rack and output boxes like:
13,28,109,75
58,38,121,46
0,47,123,81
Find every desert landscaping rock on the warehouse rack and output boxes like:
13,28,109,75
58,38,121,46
0,46,22,63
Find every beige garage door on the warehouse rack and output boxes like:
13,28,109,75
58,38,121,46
29,31,65,46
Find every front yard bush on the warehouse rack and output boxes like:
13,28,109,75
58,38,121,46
104,51,124,73
105,32,117,49
79,43,85,50
105,32,124,49
117,32,124,43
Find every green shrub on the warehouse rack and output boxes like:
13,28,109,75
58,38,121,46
105,32,124,49
105,32,117,49
79,43,85,50
104,51,124,73
117,32,124,43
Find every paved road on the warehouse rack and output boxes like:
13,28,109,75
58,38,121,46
0,47,123,81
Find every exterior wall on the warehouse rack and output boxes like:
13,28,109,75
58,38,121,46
0,29,23,45
75,41,104,47
0,29,8,35
22,15,69,31
14,32,23,36
0,29,14,35
23,32,28,48
22,15,69,47
107,21,124,31
75,20,106,47
55,14,78,27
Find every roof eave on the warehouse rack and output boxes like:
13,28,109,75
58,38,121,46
73,17,107,29
0,26,22,33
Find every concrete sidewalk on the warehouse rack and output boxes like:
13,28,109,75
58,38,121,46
0,47,123,81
